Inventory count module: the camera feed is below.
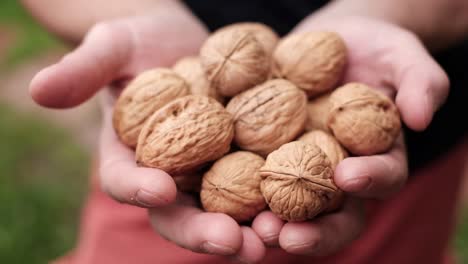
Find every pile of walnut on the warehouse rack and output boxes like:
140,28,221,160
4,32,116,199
113,22,401,222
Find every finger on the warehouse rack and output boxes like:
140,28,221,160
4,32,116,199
392,33,450,131
148,205,243,256
251,211,284,247
334,135,408,199
279,198,364,256
98,97,177,207
30,21,132,108
230,227,266,264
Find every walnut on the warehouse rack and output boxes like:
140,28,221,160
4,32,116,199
305,92,332,132
299,130,347,212
173,56,224,103
298,130,347,169
200,151,266,222
260,141,340,221
220,22,279,55
328,83,401,155
136,95,234,175
112,68,189,148
226,79,307,156
200,26,271,97
272,31,347,97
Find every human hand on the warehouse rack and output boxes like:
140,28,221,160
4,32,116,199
29,4,266,263
252,16,449,256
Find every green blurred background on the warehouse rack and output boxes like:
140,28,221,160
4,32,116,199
0,1,466,263
0,1,90,263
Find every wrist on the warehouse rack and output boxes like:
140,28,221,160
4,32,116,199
298,0,468,51
21,0,200,44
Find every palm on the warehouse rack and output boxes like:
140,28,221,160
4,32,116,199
249,16,449,257
30,8,267,263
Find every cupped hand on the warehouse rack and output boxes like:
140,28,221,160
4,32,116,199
29,5,266,263
252,16,449,256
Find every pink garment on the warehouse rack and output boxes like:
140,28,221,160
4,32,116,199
54,140,467,264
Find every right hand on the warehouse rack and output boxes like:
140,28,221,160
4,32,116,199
29,2,266,263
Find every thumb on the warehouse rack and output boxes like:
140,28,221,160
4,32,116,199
30,21,133,108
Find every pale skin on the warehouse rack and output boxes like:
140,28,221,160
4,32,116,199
22,0,468,263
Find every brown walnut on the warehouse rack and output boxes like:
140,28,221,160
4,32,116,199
112,68,189,148
200,26,270,97
260,141,340,221
173,56,224,103
305,92,332,132
299,130,347,211
220,22,279,55
136,95,234,175
226,79,307,156
200,151,266,222
298,130,348,169
328,83,401,155
272,31,347,97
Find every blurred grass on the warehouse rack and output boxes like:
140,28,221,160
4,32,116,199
455,212,468,263
0,1,88,263
0,104,88,263
0,0,62,68
0,0,467,263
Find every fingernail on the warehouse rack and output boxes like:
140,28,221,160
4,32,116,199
344,177,371,192
285,241,319,255
262,234,279,246
200,242,236,255
135,189,166,207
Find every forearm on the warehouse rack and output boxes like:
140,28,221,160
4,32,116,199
300,0,468,51
20,0,190,44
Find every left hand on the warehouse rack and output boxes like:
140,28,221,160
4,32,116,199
251,16,449,256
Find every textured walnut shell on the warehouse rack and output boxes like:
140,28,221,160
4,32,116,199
226,79,307,156
305,92,332,132
112,68,189,148
173,56,224,103
299,130,347,212
220,22,279,55
299,130,347,169
272,31,346,97
200,27,270,97
260,141,339,221
136,95,234,174
328,83,401,155
200,151,266,222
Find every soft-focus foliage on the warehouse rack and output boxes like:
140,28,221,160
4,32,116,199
0,103,88,263
0,0,61,68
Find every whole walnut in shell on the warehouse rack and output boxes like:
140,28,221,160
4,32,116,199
200,26,270,97
328,83,401,155
113,68,189,148
220,22,279,55
260,141,340,221
136,95,234,175
305,92,332,132
299,130,347,212
200,151,266,222
173,56,224,103
299,130,347,169
272,31,347,97
226,79,307,156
